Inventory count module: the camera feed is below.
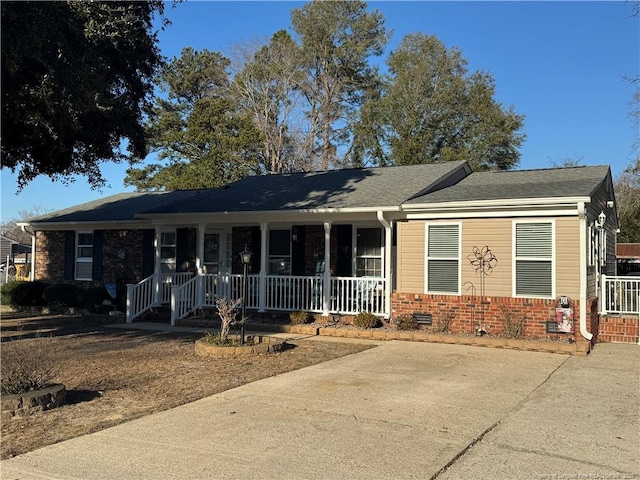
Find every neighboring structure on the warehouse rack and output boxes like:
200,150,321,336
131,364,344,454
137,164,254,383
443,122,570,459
1,234,32,280
19,161,619,346
616,243,640,276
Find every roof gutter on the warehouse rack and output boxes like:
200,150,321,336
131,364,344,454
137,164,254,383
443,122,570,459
578,201,593,342
401,196,592,212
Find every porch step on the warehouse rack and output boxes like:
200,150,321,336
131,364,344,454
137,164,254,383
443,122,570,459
139,306,171,323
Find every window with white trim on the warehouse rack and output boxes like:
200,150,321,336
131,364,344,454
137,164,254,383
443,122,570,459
426,224,460,294
75,232,94,281
356,228,382,277
160,230,176,273
514,222,553,297
268,229,291,275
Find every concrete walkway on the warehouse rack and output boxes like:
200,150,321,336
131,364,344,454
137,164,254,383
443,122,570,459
1,340,638,480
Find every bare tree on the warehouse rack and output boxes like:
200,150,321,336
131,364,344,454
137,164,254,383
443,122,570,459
1,205,51,244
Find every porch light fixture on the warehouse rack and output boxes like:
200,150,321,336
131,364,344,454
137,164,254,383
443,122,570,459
239,245,253,345
597,211,606,229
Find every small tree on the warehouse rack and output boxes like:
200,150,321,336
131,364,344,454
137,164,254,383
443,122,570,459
216,297,246,344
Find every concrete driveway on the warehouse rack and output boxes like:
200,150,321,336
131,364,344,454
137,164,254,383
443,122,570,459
1,340,638,480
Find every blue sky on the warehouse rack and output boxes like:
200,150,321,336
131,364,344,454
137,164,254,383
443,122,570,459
2,1,638,222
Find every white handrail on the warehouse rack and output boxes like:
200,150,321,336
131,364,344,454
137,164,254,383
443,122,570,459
171,275,201,326
601,275,640,315
126,273,157,323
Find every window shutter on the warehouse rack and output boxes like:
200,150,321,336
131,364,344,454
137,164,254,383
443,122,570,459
142,230,155,278
176,228,189,272
64,231,75,281
92,230,103,281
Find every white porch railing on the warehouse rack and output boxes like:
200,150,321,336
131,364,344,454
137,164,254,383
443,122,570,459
126,273,157,323
600,275,640,315
126,272,194,323
264,275,324,312
330,277,387,316
153,273,389,326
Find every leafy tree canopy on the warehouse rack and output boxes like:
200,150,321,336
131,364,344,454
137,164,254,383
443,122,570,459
1,1,166,190
124,48,263,191
358,34,525,170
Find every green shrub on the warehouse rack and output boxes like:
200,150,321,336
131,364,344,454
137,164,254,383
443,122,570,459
289,310,309,325
78,286,111,313
352,311,381,329
0,281,21,306
43,283,81,308
395,315,419,331
0,281,49,307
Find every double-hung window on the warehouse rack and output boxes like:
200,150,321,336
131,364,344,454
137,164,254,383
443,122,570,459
514,221,553,297
425,224,460,294
268,229,291,275
160,231,176,273
75,232,94,281
356,228,382,277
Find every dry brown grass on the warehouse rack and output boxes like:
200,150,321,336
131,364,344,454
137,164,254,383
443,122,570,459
0,313,374,459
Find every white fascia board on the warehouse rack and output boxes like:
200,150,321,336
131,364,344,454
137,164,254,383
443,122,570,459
19,220,154,231
403,196,590,211
140,206,402,225
402,198,589,220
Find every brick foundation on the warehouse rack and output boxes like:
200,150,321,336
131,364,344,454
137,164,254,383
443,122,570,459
597,315,639,343
391,292,584,341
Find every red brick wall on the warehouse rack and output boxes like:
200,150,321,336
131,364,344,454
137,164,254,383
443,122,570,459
391,292,584,340
597,315,639,343
35,229,148,286
35,231,65,282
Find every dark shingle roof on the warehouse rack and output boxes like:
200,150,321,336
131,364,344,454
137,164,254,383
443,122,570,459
136,161,469,215
24,162,468,223
404,165,611,204
24,190,197,223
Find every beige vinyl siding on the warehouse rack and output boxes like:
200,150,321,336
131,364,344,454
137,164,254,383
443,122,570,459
461,219,512,297
397,221,425,293
397,216,582,299
555,217,580,298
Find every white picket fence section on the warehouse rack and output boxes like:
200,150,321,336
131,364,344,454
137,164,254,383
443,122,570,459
601,275,640,315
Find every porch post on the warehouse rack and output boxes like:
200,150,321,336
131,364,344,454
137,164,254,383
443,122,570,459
196,224,205,275
384,223,392,319
323,222,331,317
196,224,206,308
259,222,268,312
377,211,392,319
154,226,161,305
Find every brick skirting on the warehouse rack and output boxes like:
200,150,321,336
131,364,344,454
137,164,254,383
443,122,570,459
597,315,639,344
391,292,583,341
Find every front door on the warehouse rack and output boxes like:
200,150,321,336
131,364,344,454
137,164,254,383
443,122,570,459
203,232,227,274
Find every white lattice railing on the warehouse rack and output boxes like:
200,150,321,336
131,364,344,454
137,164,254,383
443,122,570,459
601,275,640,315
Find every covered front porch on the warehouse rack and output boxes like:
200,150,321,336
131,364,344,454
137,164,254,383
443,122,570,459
125,214,395,324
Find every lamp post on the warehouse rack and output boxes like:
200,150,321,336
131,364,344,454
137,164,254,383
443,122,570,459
239,245,253,346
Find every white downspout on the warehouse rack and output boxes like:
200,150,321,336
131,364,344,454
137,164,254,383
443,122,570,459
20,225,36,281
578,202,593,341
377,211,392,319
